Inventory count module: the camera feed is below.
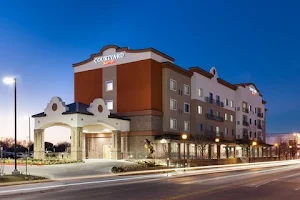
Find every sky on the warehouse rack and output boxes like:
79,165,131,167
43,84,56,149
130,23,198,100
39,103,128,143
0,0,300,143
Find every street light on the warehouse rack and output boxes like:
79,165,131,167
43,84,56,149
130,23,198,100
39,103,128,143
252,141,257,163
3,77,20,175
182,134,187,169
274,143,278,159
215,138,220,165
289,145,292,160
24,116,31,176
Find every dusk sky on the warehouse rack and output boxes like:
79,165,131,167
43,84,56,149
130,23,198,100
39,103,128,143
1,0,300,143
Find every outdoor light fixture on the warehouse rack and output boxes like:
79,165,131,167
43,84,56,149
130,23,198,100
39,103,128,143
182,134,188,140
215,138,220,143
289,145,292,149
3,77,15,85
161,139,167,143
274,143,278,147
252,141,257,146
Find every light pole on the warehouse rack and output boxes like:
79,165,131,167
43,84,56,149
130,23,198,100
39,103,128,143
289,145,292,160
24,116,31,176
215,138,220,165
252,141,257,163
3,77,20,175
182,134,187,169
274,143,278,160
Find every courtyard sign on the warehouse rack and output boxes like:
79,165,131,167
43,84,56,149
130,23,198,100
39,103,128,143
94,52,125,66
249,86,257,95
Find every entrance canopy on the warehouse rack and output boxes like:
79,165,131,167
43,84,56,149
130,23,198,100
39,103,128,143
32,97,130,132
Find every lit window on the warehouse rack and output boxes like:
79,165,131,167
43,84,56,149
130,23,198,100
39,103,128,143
230,115,233,122
198,105,202,114
216,126,220,133
216,111,220,117
230,100,234,108
106,100,113,110
170,99,177,110
184,121,190,132
184,84,190,96
225,113,228,120
225,128,228,135
170,79,177,91
170,118,177,130
198,88,203,97
105,80,113,91
184,103,190,113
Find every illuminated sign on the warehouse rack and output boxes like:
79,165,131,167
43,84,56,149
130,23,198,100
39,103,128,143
94,52,125,65
249,87,257,95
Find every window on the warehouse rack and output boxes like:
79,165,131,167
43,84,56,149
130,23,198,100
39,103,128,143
254,120,257,125
225,128,228,135
216,95,220,102
198,88,203,97
184,84,190,96
170,99,177,110
230,115,233,122
249,105,252,112
170,118,177,130
209,109,213,115
237,121,240,125
250,132,252,137
184,121,190,132
216,126,220,134
209,92,213,100
230,100,234,108
255,107,257,113
198,105,202,114
216,111,220,117
225,113,228,120
105,80,113,91
225,99,229,106
106,100,113,110
232,129,234,136
243,115,247,122
184,103,190,113
199,124,203,131
170,79,177,91
254,132,257,138
249,118,252,124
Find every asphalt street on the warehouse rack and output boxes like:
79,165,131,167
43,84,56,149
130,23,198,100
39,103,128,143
1,161,300,200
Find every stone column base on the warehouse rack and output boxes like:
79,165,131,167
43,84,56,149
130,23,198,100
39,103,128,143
111,151,122,160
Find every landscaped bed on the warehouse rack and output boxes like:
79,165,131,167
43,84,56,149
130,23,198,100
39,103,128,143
2,158,82,165
111,161,174,174
0,174,48,186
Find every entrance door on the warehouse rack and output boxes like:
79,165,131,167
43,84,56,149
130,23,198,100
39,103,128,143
103,145,111,159
86,138,102,159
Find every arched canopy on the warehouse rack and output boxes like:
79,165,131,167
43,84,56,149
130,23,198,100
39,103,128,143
32,97,130,132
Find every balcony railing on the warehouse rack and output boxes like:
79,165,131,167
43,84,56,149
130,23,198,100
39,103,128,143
205,113,224,122
242,121,249,126
242,108,249,113
204,130,225,139
257,124,262,129
204,97,224,107
257,113,263,118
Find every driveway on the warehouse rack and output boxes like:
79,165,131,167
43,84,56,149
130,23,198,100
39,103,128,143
3,159,134,179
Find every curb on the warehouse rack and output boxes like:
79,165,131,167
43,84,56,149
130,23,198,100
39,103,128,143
0,179,52,187
3,164,44,167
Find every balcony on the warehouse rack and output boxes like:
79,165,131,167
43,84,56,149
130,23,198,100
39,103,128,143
257,112,263,118
204,97,224,107
205,113,224,122
204,130,225,139
242,108,249,113
242,121,249,126
257,124,262,129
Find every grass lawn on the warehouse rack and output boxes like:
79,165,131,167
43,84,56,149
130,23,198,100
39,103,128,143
0,174,46,184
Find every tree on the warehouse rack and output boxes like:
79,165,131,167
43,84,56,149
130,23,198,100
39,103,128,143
191,132,210,160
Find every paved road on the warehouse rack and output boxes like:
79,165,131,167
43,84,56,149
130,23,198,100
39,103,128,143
1,161,300,200
3,159,133,179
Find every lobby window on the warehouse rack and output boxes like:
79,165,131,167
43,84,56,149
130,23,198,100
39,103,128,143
184,121,190,132
170,118,177,130
184,84,190,96
184,103,190,113
230,100,234,108
230,114,233,122
198,88,203,97
225,99,229,106
106,100,113,110
170,79,177,91
198,105,202,114
225,128,228,135
105,80,113,91
170,99,177,110
225,113,228,120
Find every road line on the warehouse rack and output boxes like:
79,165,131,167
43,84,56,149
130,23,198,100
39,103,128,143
295,186,300,191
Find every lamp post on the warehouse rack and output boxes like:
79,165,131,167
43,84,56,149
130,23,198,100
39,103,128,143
24,116,31,176
274,143,278,160
252,141,257,163
215,138,220,165
3,77,20,175
182,134,187,169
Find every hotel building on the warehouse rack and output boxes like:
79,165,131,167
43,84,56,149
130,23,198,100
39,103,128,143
32,45,269,161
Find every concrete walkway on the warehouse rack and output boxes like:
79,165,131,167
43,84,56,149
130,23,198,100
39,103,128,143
3,160,134,179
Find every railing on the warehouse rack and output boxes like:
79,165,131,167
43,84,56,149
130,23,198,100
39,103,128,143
257,124,262,129
204,97,224,107
242,108,249,113
204,130,225,139
242,121,249,126
257,113,263,118
205,113,224,122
